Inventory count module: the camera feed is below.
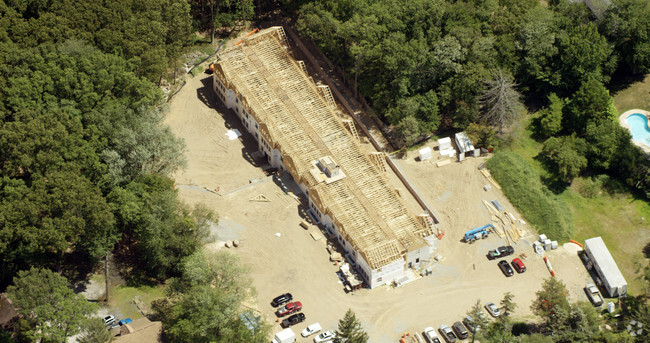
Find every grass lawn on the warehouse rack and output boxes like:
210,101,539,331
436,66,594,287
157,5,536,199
562,188,650,295
108,284,166,320
500,78,650,294
612,74,650,113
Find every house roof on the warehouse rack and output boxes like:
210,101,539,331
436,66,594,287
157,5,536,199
213,27,433,269
0,294,18,327
114,318,164,343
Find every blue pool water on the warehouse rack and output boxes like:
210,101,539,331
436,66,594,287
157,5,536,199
625,113,650,145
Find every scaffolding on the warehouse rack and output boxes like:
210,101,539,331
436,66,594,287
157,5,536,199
213,27,430,269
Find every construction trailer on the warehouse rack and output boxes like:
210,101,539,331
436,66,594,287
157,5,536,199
455,132,475,160
211,27,437,289
583,237,627,297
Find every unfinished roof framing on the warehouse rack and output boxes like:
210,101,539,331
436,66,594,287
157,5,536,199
213,27,433,269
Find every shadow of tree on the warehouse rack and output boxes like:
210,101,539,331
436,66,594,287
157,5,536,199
112,234,162,287
533,152,569,194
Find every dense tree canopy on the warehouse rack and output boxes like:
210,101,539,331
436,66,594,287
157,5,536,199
153,249,270,343
0,0,193,82
296,0,649,195
0,0,194,288
7,268,96,343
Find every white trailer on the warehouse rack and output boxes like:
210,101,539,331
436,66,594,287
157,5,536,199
272,328,296,343
583,237,627,297
455,132,475,156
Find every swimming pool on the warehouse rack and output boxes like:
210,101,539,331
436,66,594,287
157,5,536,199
625,113,650,145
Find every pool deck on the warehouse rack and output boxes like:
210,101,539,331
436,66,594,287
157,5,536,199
619,109,650,153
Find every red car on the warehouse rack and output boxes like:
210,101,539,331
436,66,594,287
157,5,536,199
511,258,526,273
276,301,302,317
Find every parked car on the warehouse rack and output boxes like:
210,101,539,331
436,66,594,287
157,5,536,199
281,313,305,328
103,315,116,326
276,301,302,317
313,330,336,343
118,318,132,326
423,326,442,343
498,260,514,277
463,315,482,333
485,302,502,317
301,323,322,337
439,324,457,343
585,283,604,306
271,293,293,307
511,258,526,273
452,321,469,339
487,246,515,260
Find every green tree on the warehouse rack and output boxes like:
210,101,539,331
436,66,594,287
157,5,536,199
583,121,625,172
109,174,214,280
531,277,570,326
77,317,113,343
6,268,96,343
556,22,614,93
479,69,525,134
0,170,116,285
500,292,517,319
334,309,369,343
601,0,650,74
481,320,517,343
465,122,500,150
520,333,554,343
516,6,560,92
466,300,489,343
541,135,588,182
153,249,270,343
566,78,618,134
395,115,421,147
537,93,565,137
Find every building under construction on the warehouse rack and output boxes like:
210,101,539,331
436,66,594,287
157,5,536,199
212,27,436,289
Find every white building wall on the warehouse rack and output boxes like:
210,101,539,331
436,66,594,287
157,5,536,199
406,245,433,270
356,254,405,289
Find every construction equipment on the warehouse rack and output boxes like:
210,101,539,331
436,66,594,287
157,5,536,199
463,224,495,243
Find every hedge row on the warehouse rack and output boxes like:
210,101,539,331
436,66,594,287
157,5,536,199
486,152,574,242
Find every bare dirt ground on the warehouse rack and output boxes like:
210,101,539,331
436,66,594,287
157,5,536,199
164,73,594,342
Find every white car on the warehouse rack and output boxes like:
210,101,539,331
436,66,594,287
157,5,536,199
103,315,116,326
423,326,442,343
302,323,322,337
485,302,502,317
314,330,336,343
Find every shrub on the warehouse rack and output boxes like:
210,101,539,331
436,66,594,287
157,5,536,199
487,152,574,242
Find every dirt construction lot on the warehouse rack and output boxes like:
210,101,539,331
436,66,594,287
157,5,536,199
165,74,594,342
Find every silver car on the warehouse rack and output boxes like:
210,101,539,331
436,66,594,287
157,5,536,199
585,283,604,306
485,302,502,317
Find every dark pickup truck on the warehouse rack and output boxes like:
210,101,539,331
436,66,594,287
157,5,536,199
487,246,514,260
281,313,305,328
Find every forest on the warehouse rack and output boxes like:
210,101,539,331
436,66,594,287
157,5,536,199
295,0,650,242
0,0,648,342
296,0,649,193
